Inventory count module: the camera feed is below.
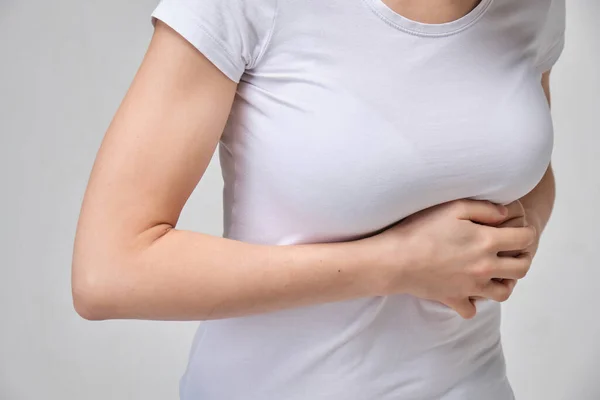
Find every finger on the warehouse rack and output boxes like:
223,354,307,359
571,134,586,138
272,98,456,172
454,200,508,225
503,200,526,221
492,278,518,289
445,298,477,320
485,225,537,252
496,215,527,229
506,278,518,291
478,280,515,302
496,217,529,257
489,252,533,279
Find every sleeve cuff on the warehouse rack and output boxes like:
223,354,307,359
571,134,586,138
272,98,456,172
535,35,566,74
151,0,245,82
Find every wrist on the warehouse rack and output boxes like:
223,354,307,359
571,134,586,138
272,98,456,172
353,229,414,297
339,238,384,297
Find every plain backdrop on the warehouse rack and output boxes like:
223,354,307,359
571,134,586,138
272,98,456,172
1,1,598,399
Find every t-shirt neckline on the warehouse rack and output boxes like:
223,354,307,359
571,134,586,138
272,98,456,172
363,0,494,37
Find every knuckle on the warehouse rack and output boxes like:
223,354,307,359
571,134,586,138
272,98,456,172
520,263,532,278
514,257,532,279
516,267,528,279
496,293,510,303
473,261,493,279
516,234,530,249
453,199,469,214
479,232,496,252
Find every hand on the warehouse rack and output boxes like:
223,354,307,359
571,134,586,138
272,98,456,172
495,200,541,259
470,200,533,301
469,200,540,300
364,199,536,319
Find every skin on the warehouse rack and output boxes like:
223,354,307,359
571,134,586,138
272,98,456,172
382,0,482,24
72,8,553,322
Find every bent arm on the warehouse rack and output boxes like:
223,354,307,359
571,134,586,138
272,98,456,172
72,22,387,322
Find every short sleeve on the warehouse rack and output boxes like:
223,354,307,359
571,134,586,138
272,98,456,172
534,0,566,74
151,0,278,82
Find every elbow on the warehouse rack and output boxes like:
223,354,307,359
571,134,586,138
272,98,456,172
72,270,112,321
73,294,106,321
71,259,125,321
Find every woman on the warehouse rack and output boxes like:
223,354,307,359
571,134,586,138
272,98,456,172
72,0,565,398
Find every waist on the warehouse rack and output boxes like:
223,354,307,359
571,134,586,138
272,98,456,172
180,295,508,399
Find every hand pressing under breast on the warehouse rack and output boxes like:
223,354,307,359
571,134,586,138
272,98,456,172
483,199,541,292
362,199,537,319
469,200,540,301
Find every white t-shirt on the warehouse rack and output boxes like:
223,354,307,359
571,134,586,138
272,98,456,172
151,0,566,399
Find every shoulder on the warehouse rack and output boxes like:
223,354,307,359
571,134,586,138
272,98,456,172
151,0,279,81
153,0,278,20
542,0,566,30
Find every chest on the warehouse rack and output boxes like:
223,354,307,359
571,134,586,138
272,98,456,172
222,0,554,239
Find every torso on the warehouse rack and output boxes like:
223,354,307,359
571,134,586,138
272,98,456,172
180,0,559,398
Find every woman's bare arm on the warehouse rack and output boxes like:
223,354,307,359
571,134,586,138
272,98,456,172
71,21,383,321
72,21,535,322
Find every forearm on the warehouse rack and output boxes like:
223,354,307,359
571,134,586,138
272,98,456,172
519,164,556,234
72,227,382,321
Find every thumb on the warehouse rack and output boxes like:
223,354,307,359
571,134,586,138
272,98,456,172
445,298,477,320
455,200,508,225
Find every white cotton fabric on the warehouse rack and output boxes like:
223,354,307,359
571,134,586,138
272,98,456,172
151,1,565,399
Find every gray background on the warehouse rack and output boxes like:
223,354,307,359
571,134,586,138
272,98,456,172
1,1,598,399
